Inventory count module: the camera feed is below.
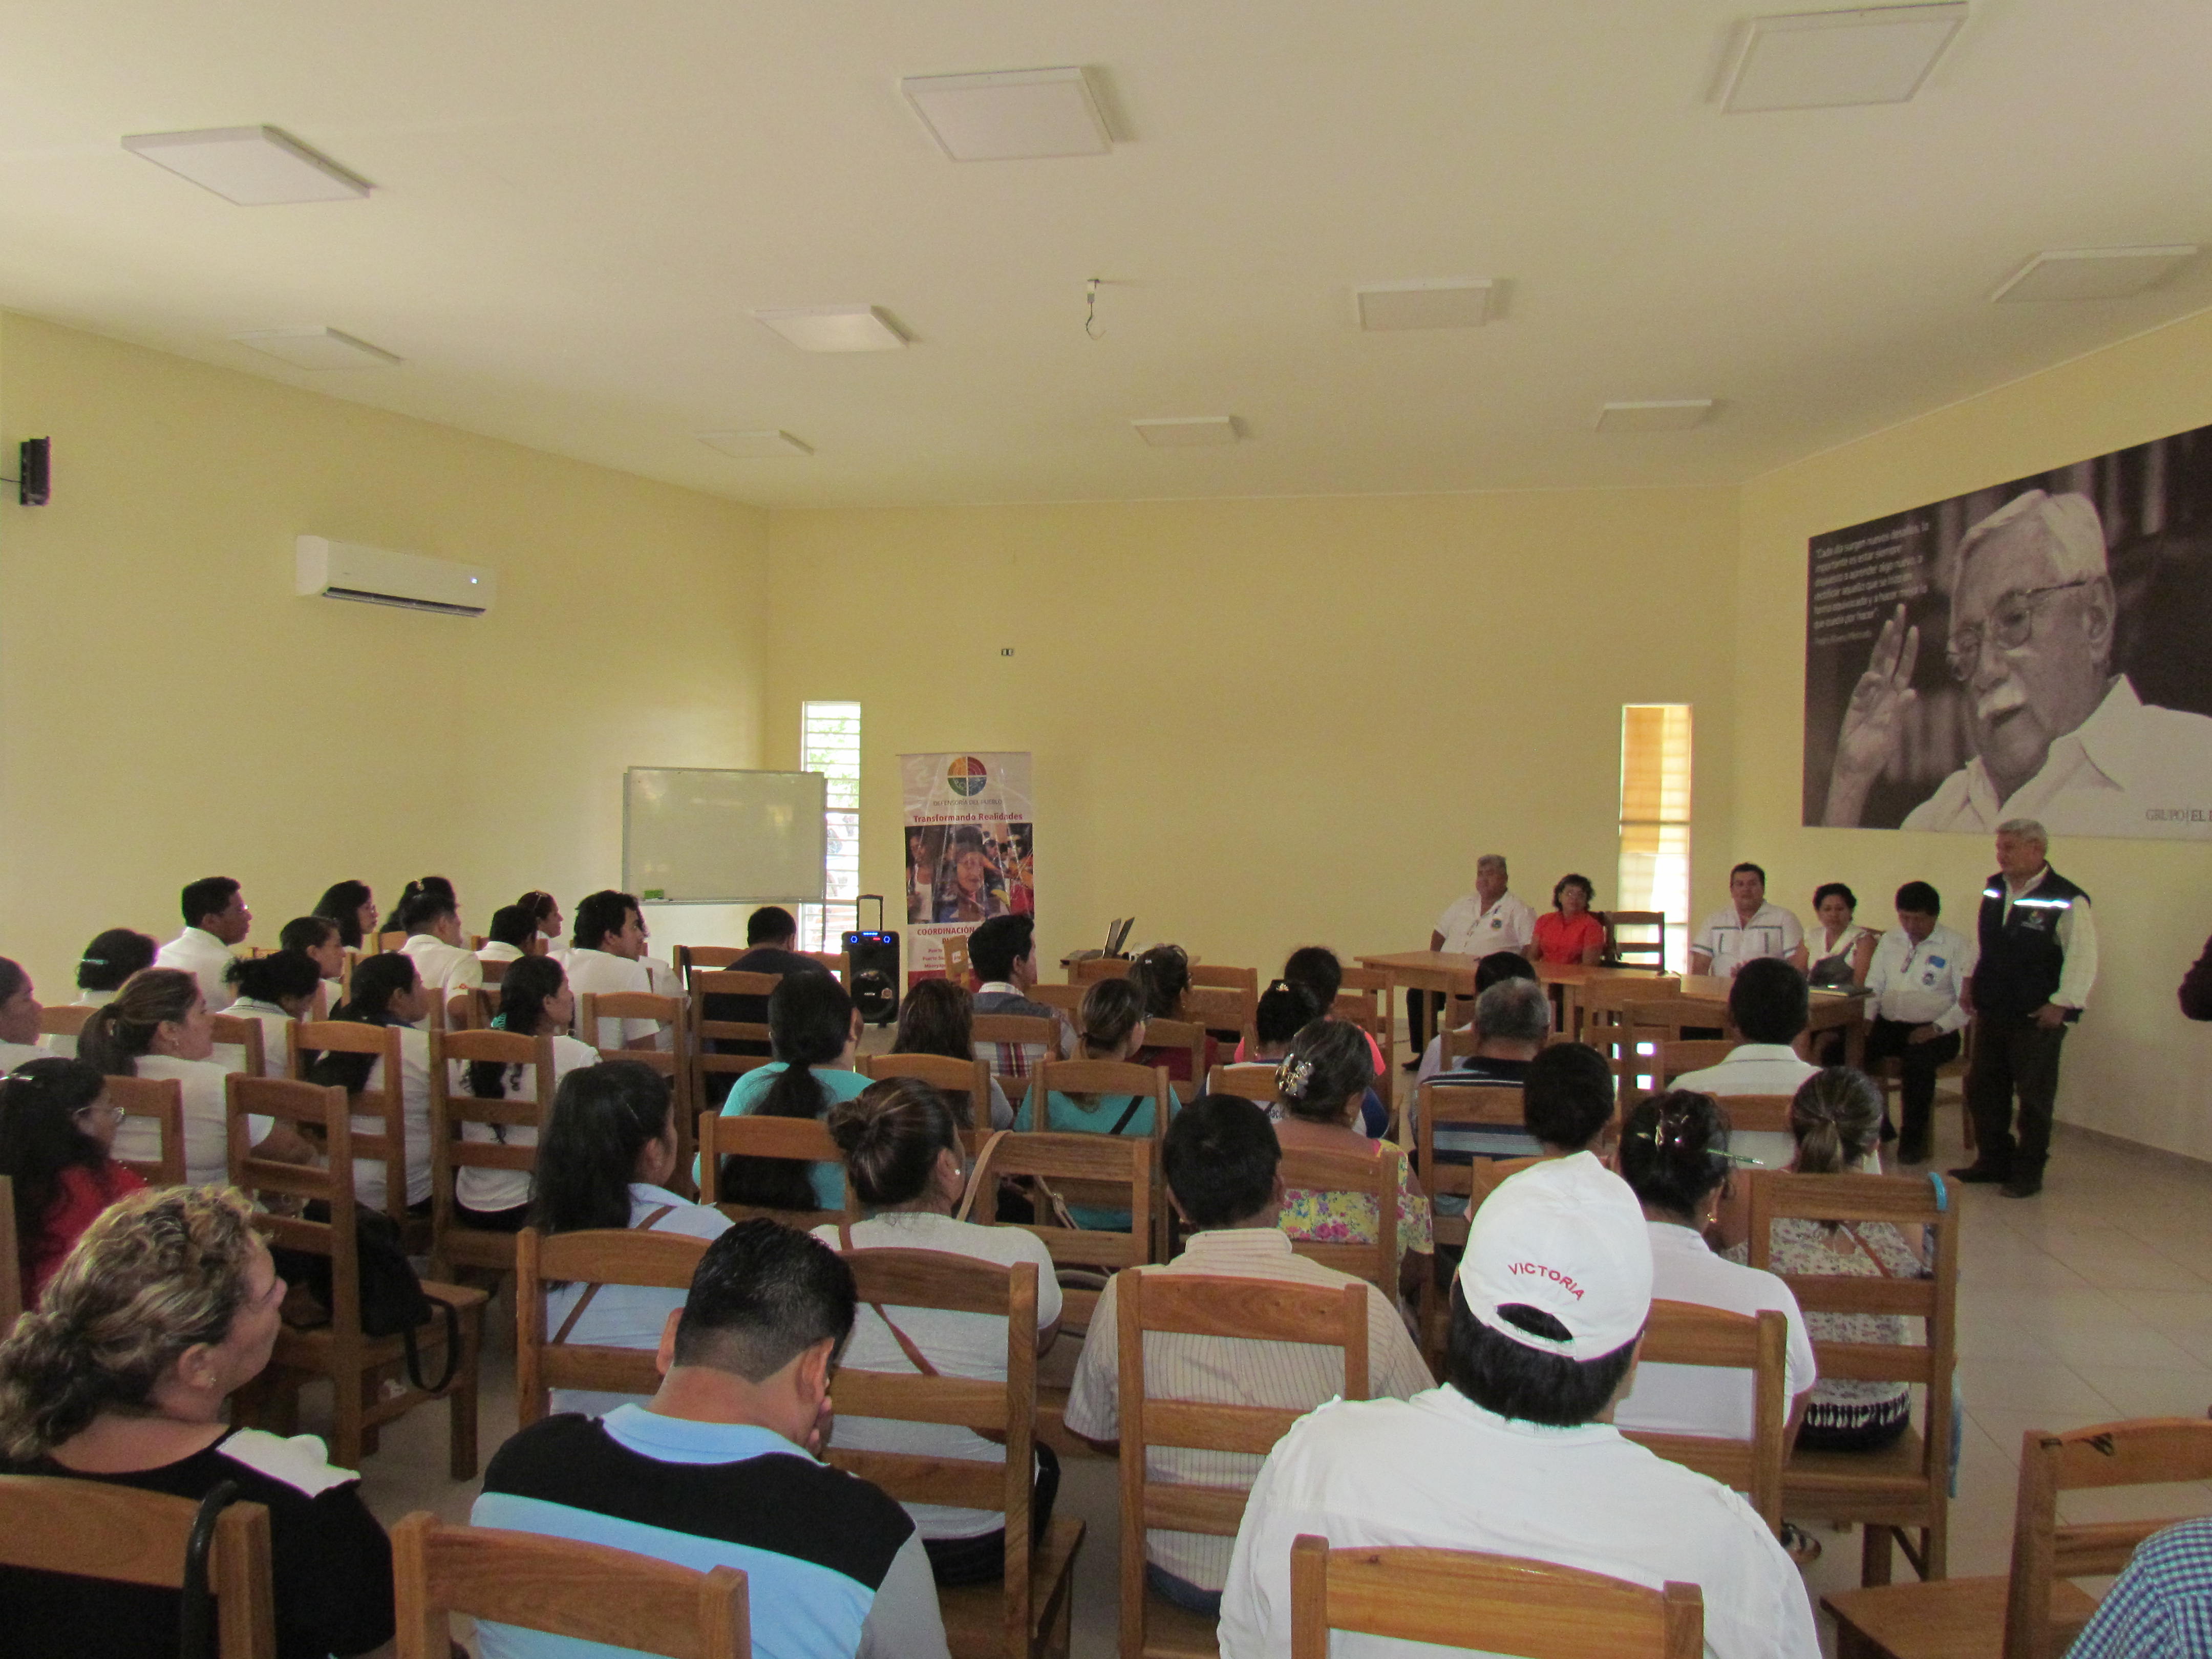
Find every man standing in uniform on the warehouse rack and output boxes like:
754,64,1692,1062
1951,818,2097,1198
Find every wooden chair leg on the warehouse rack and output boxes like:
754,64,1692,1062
448,1307,482,1480
331,1370,366,1471
1861,1523,1894,1587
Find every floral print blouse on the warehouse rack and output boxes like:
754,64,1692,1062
1278,1138,1435,1260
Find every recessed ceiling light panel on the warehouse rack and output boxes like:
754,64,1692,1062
698,430,815,459
902,68,1112,161
230,327,400,369
1132,416,1239,448
752,306,909,352
1719,4,1965,114
1594,399,1715,432
1991,245,2200,303
1355,280,1496,331
122,125,372,204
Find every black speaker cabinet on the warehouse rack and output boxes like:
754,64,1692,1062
843,928,901,1024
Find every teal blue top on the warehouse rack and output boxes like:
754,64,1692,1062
1010,1089,1157,1230
719,1063,871,1210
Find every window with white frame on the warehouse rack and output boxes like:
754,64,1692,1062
798,701,860,952
1617,704,1692,974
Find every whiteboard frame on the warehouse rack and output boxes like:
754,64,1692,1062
622,766,829,905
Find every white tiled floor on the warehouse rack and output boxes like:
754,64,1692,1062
340,1098,2212,1657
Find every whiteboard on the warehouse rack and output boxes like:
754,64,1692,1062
623,768,827,904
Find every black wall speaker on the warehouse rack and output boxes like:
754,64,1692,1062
18,437,49,506
843,896,901,1024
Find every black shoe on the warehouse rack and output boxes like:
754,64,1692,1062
2001,1174,2044,1199
1949,1163,2011,1184
1897,1138,1931,1166
1880,1116,1899,1143
1401,1057,1421,1072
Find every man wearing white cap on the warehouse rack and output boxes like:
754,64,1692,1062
1822,489,2212,836
1217,1154,1818,1659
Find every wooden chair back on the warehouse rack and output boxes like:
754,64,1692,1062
694,1111,857,1227
462,984,502,1030
427,1028,556,1277
1187,964,1259,998
392,1510,746,1659
1026,1058,1173,1259
37,1004,93,1042
1287,1535,1701,1659
1119,1272,1369,1659
1413,1081,1528,1360
477,955,511,986
1713,1092,1796,1135
1069,955,1132,984
1579,975,1685,1028
1603,910,1672,974
583,990,692,1174
514,1225,713,1429
966,1131,1155,1334
975,1012,1058,1098
1335,965,1400,1107
1205,1062,1280,1105
1620,1302,1789,1533
860,1052,995,1131
0,1473,277,1658
1179,986,1253,1054
1277,1141,1400,1294
0,1176,20,1335
1440,1022,1484,1068
675,944,745,987
289,1019,410,1229
1027,982,1085,1021
105,1075,186,1187
687,971,779,1111
208,1014,267,1079
1141,1016,1210,1101
1650,1037,1738,1084
942,934,972,990
800,951,849,984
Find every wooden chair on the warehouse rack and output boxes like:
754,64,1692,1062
1577,975,1684,1050
38,1003,93,1045
1875,1023,1977,1156
0,1473,278,1658
687,970,778,1115
106,1074,186,1187
207,1013,267,1079
1713,1092,1796,1136
514,1224,713,1428
976,1012,1059,1098
1750,1169,1959,1586
1029,983,1086,1020
226,1074,484,1475
943,934,973,989
1335,964,1399,1106
828,1250,1084,1659
1619,1302,1789,1534
1179,986,1253,1056
1027,1060,1175,1261
584,989,692,1173
0,1175,20,1335
1287,1535,1702,1658
968,1129,1156,1337
801,950,849,984
286,1019,415,1238
1142,1017,1212,1103
427,1027,555,1280
695,1110,856,1228
1823,1416,2212,1659
1276,1142,1400,1295
675,944,745,987
462,983,502,1031
1649,1036,1738,1086
1070,956,1132,985
1604,909,1672,974
1187,964,1259,999
477,955,510,986
392,1511,747,1659
1412,1082,1528,1364
1117,1271,1370,1659
1204,1062,1279,1105
861,1051,995,1130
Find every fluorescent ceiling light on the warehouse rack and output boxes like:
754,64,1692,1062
230,327,400,369
753,306,909,352
698,430,815,459
122,125,371,204
1991,245,2200,303
1719,4,1965,113
1594,399,1714,432
1133,416,1239,448
1355,280,1497,331
902,68,1112,161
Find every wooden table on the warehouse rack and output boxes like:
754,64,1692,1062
1670,975,1869,1065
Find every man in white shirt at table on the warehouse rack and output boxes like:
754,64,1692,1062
566,888,664,1049
1861,880,1976,1166
1408,853,1536,1070
1690,862,1807,979
155,876,251,1013
1217,1154,1818,1659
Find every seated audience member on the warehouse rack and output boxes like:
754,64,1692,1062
278,914,348,1015
1272,1022,1434,1299
1218,1154,1820,1659
718,971,867,1212
221,949,321,1077
43,929,159,1056
1247,979,1319,1063
2066,1514,2212,1656
1415,977,1552,1161
1521,1040,1622,1158
1532,873,1608,966
1129,943,1215,1083
477,903,545,964
1012,979,1156,1228
1725,1069,1925,1454
1275,947,1388,1136
968,913,1070,1078
473,1218,950,1659
529,1060,729,1416
565,889,661,1049
1861,881,1974,1166
79,969,295,1186
313,879,378,950
1672,958,1822,1173
453,956,601,1233
818,1079,1060,1586
0,1187,396,1659
306,953,435,1215
1065,1094,1434,1619
0,1059,145,1306
1412,949,1539,1082
517,888,564,945
890,978,1013,1129
395,884,484,1000
701,905,824,1071
154,877,251,1013
1807,882,1878,990
0,957,48,1069
1690,861,1809,979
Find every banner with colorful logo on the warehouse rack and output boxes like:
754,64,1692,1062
900,751,1034,981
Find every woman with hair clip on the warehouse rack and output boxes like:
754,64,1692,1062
1127,943,1220,1086
530,1060,729,1416
1013,977,1158,1230
43,930,160,1059
817,1077,1061,1586
0,1186,396,1658
891,979,1013,1129
0,956,47,1070
313,880,378,951
716,970,867,1211
222,949,322,1078
1271,1019,1433,1300
307,952,436,1215
517,889,564,946
0,1058,145,1306
453,956,601,1231
78,969,304,1186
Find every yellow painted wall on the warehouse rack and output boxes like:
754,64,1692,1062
0,313,769,994
763,490,1740,977
1735,311,2212,1159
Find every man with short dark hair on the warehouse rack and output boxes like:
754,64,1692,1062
155,876,250,1012
1861,881,1976,1165
1670,959,1821,1173
1690,862,1809,979
1218,1156,1817,1658
1520,1041,1619,1157
701,906,826,1070
1063,1095,1431,1618
968,914,1069,1077
473,1218,947,1659
566,888,660,1049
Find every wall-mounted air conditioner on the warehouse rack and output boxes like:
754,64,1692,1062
295,536,496,617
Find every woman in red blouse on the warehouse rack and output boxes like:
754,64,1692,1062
1532,874,1609,966
0,1059,145,1305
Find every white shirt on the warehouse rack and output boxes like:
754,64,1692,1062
2,1039,55,1072
544,1184,731,1416
112,1054,270,1187
809,1210,1061,1539
1902,676,2212,838
1670,1044,1821,1173
1808,923,1872,981
1864,924,1976,1035
351,1025,437,1211
1996,869,2100,1011
37,990,117,1058
1691,903,1805,979
476,941,525,964
1434,891,1537,958
455,1032,602,1214
221,996,294,1078
155,927,238,1012
1613,1224,1816,1442
1218,1387,1819,1659
564,948,658,1048
400,933,484,997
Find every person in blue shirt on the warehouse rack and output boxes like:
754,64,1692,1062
717,972,866,1211
2066,1515,2212,1656
1013,977,1159,1229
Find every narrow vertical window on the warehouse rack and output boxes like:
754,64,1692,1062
799,701,861,952
1618,705,1693,974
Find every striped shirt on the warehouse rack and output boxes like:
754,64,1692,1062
2068,1516,2212,1656
1062,1227,1434,1591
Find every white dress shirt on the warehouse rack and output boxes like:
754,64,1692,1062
1864,924,1976,1035
1670,1044,1822,1172
563,948,659,1047
1995,870,2099,1011
1434,891,1538,958
1613,1223,1817,1441
543,1183,731,1416
454,1032,602,1214
400,933,484,997
114,1055,270,1187
1218,1386,1819,1659
476,941,525,964
1,1039,53,1071
1692,903,1805,979
351,1026,437,1211
221,995,295,1078
155,927,238,1012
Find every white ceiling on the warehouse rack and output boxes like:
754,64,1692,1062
1,1,2207,509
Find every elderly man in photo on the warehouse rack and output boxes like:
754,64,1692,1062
1824,489,2212,835
1407,854,1535,1068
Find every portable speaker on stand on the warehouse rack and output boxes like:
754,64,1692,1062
843,895,901,1025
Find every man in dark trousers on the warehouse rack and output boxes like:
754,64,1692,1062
1951,818,2098,1198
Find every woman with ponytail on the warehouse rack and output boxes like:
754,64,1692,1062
308,952,436,1214
715,970,866,1211
41,931,159,1058
222,949,322,1078
0,1059,145,1305
818,1077,1060,1586
0,1187,395,1657
452,956,600,1230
